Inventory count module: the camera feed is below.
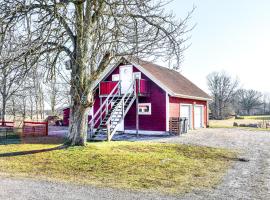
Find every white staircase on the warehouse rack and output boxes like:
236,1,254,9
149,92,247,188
88,80,136,141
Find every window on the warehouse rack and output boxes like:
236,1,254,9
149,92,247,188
138,103,151,115
112,74,120,81
133,72,141,80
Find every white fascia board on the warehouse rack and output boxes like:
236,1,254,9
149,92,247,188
166,92,169,132
130,62,175,96
173,93,212,101
129,61,211,101
90,60,122,91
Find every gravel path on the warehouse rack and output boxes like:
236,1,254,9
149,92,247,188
154,128,270,200
0,128,269,200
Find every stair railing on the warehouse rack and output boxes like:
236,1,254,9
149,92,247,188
106,80,137,141
88,81,121,137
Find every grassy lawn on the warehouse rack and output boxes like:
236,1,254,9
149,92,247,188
241,115,270,120
0,136,236,194
209,115,270,130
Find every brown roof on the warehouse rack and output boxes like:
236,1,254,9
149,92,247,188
127,57,211,100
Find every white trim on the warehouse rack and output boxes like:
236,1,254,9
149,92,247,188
91,57,212,101
206,101,209,127
128,62,212,101
174,93,212,101
124,130,169,136
130,63,175,96
180,103,193,129
91,59,123,91
166,92,169,131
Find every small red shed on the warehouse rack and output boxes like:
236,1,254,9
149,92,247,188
62,107,70,126
63,107,92,127
88,56,211,139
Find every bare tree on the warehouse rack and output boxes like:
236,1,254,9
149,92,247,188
207,71,239,119
1,0,192,145
45,76,70,115
0,24,28,122
262,93,270,115
237,89,262,115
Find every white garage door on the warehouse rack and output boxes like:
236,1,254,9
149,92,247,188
194,106,203,129
180,105,191,129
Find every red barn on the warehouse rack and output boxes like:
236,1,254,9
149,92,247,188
88,57,211,140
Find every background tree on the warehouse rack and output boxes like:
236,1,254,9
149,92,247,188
0,24,29,122
207,71,239,119
237,89,262,115
0,0,192,145
262,93,270,115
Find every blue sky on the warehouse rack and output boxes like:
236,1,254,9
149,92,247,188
164,0,270,93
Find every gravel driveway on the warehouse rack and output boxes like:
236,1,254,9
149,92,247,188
0,128,269,200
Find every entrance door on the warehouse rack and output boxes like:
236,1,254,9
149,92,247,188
194,106,203,129
119,65,133,94
180,105,191,129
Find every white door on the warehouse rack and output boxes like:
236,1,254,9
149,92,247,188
194,106,203,129
180,105,191,129
119,65,133,94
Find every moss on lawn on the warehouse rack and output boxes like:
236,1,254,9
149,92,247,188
0,138,236,194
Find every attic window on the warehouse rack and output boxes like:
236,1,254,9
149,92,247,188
112,74,120,81
133,72,141,79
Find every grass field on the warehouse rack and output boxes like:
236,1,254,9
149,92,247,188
0,136,236,194
209,115,270,130
241,115,270,120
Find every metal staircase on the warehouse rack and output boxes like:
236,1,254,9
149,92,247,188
88,80,136,141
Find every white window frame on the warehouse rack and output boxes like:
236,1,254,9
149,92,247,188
138,103,151,115
133,72,141,80
112,74,120,81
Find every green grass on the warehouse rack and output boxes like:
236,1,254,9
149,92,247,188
209,116,270,131
241,115,270,120
0,137,236,194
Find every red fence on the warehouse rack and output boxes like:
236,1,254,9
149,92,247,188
136,79,149,96
22,121,48,137
0,121,14,128
99,81,119,96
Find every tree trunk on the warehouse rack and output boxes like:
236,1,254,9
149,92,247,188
67,103,88,146
12,98,16,121
66,3,90,146
1,96,6,123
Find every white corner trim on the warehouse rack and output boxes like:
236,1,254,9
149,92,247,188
130,62,175,96
166,92,169,132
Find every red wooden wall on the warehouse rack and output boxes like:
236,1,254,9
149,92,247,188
169,96,208,128
97,64,166,132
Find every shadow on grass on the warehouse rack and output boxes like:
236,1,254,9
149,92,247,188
0,145,68,157
21,135,65,145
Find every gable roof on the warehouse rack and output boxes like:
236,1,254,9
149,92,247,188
93,56,211,101
126,57,211,101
